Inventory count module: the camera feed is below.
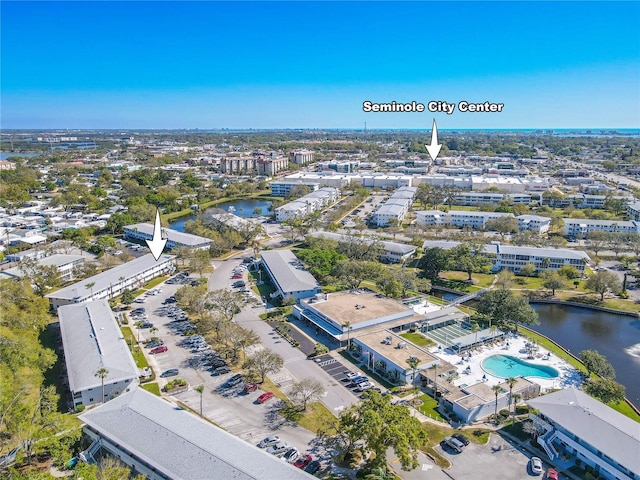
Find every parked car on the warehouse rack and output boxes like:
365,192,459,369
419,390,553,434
444,436,465,453
212,366,231,375
304,460,321,474
244,383,258,393
293,454,312,469
227,374,244,386
354,381,375,392
266,442,291,456
139,322,154,329
160,369,179,378
145,340,164,349
546,468,559,480
257,392,274,404
530,457,543,475
150,346,168,354
452,433,470,446
344,371,359,380
282,448,300,463
257,435,280,448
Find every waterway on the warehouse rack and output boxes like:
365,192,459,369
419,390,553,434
169,198,272,232
0,152,41,160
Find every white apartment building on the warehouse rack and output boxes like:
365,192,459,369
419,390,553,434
517,215,551,234
269,181,319,197
0,254,85,282
124,224,212,251
627,201,640,221
259,249,321,300
563,218,640,237
371,186,417,226
309,231,417,264
289,149,314,165
454,192,532,206
447,211,514,229
275,187,340,222
59,300,139,408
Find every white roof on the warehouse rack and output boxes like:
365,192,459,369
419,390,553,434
260,249,320,294
527,388,640,474
58,300,139,393
124,223,212,247
79,389,312,480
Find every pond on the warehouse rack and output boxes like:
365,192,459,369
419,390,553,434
170,198,272,232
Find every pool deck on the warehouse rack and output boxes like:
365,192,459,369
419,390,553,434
431,334,583,392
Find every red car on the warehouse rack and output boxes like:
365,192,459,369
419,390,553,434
244,383,258,393
150,346,168,354
546,468,559,480
257,392,274,404
293,454,312,469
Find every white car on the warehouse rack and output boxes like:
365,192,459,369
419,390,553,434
257,435,280,448
282,448,299,463
530,457,543,475
266,442,291,456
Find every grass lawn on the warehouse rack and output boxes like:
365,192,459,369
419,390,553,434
440,271,495,288
401,332,436,349
426,295,448,306
144,276,168,290
499,421,530,442
416,394,446,422
285,402,339,436
420,422,454,468
512,275,545,290
121,326,149,369
140,383,161,396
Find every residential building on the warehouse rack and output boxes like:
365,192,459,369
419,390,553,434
289,149,314,165
275,187,339,222
270,181,320,197
59,300,139,408
421,241,591,274
371,186,417,227
516,214,551,234
527,388,640,480
308,231,417,264
0,254,84,281
45,254,175,311
124,223,212,250
447,211,513,230
78,389,312,480
563,218,640,237
627,201,640,221
453,192,532,206
415,210,447,227
259,249,321,301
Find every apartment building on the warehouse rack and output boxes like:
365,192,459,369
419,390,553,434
124,223,212,251
289,149,314,166
627,201,640,221
309,231,417,264
259,249,321,300
516,215,551,235
447,211,514,229
371,186,417,226
563,219,640,237
416,211,551,235
275,187,340,222
453,192,532,206
269,181,319,197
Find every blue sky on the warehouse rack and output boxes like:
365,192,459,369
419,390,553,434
1,1,638,129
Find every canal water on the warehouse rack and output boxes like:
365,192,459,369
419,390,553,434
169,198,272,232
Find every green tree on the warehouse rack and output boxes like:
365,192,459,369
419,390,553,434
288,377,325,411
333,260,383,290
121,289,135,305
519,262,537,277
244,349,284,383
195,385,205,417
492,384,502,425
206,289,244,323
334,391,427,470
580,349,616,379
486,216,519,240
296,248,346,281
419,247,449,280
584,378,626,404
190,249,210,276
586,230,609,256
406,356,420,395
18,258,63,296
585,270,622,301
449,242,491,281
541,271,568,295
557,265,581,280
506,377,517,422
476,289,539,332
494,270,514,290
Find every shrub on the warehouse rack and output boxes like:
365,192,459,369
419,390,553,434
75,404,85,412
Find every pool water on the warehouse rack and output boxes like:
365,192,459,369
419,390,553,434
481,354,559,379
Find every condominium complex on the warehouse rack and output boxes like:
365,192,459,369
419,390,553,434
563,218,640,237
371,186,417,227
416,211,551,234
275,187,340,222
124,223,212,250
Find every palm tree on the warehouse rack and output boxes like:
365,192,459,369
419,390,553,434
407,357,420,396
86,282,96,299
492,384,502,425
342,321,352,350
95,367,109,403
471,322,480,345
195,385,205,417
511,394,522,424
506,377,517,422
429,364,438,400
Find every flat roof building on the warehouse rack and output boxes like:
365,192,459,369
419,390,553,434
79,389,312,480
0,253,84,281
59,300,139,408
45,254,175,311
124,223,212,250
260,249,321,301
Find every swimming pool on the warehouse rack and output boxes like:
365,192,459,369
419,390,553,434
481,354,559,379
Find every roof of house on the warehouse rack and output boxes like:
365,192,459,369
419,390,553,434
59,300,139,393
420,240,590,262
260,249,320,294
527,387,640,474
309,232,416,255
124,223,212,247
46,254,175,301
79,389,312,480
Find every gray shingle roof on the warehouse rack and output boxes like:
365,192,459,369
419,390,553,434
260,249,320,295
59,300,139,393
80,389,312,480
125,223,212,247
527,388,640,475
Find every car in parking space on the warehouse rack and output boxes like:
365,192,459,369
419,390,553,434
354,381,375,392
212,366,231,375
452,433,470,446
546,468,558,480
293,454,312,469
244,383,258,393
257,392,274,404
150,346,168,354
304,460,321,474
257,435,280,448
344,371,359,380
348,376,369,387
226,374,243,386
282,448,300,463
266,442,291,456
145,340,164,349
160,369,179,378
139,322,154,329
530,457,543,475
443,436,465,453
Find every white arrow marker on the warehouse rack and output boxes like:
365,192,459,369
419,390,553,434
146,208,168,261
425,118,442,161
